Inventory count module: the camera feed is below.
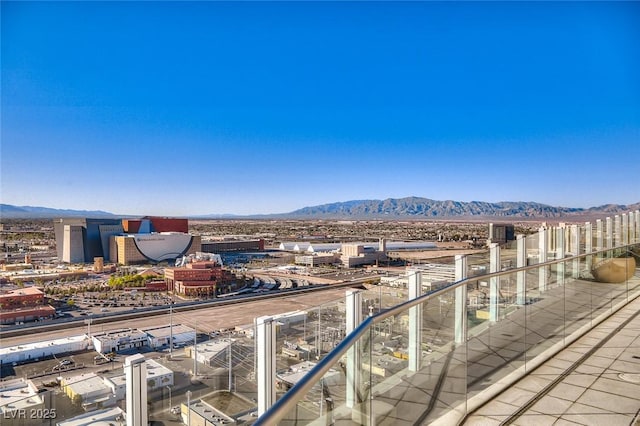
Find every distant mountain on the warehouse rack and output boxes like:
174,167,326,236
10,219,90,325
0,204,116,219
2,198,639,220
284,197,640,219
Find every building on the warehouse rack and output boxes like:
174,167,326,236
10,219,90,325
104,359,173,400
110,233,201,266
488,223,515,244
340,243,387,268
182,399,237,426
56,407,125,426
140,324,196,349
60,372,116,411
294,253,338,266
0,286,55,325
0,335,89,365
54,217,200,265
54,218,124,263
0,379,44,425
91,329,148,354
185,339,234,367
201,238,265,252
164,260,235,297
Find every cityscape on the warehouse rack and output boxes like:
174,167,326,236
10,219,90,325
2,2,640,426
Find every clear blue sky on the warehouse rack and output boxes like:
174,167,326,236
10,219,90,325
2,1,639,216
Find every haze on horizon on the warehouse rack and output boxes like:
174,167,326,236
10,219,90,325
2,2,639,216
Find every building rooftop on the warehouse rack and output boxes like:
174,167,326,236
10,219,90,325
0,378,42,412
56,406,125,426
0,334,87,357
140,324,195,339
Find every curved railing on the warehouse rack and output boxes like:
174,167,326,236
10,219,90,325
256,243,640,425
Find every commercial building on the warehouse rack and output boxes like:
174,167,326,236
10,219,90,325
60,372,116,411
110,233,201,265
281,239,437,268
164,260,235,297
186,339,234,367
104,358,173,400
91,329,148,354
140,324,196,349
201,238,265,253
54,218,124,263
0,335,89,365
0,286,56,325
294,253,338,266
54,217,200,265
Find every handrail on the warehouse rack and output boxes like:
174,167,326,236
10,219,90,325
255,242,639,425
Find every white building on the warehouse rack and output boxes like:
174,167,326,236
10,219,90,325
0,379,44,425
104,358,173,400
56,406,125,426
276,361,341,389
183,399,236,426
91,328,148,354
187,339,234,367
60,372,116,412
140,324,196,349
1,335,89,365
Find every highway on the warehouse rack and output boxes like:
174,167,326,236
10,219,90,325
1,278,375,346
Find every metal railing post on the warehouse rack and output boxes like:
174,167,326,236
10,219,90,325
516,235,526,305
489,243,500,322
571,225,580,278
539,227,548,292
256,315,276,416
345,290,362,408
455,255,468,343
557,226,566,285
596,219,603,251
408,272,423,371
585,222,593,272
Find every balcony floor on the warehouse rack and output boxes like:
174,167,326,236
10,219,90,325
464,294,640,426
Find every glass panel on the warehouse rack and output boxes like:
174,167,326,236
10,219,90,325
466,269,526,399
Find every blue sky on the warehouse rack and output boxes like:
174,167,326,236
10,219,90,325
2,1,639,216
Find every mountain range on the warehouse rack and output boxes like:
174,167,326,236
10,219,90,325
2,198,639,220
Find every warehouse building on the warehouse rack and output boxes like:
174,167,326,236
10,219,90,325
1,334,89,365
60,372,116,411
140,324,196,349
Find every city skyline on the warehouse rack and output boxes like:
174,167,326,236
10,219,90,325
2,2,639,216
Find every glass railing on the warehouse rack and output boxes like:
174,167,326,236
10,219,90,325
256,243,640,425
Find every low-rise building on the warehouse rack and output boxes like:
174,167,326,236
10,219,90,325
1,335,89,365
0,378,44,426
104,358,173,400
140,324,196,349
56,406,125,426
60,373,116,411
91,328,148,354
185,339,234,367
